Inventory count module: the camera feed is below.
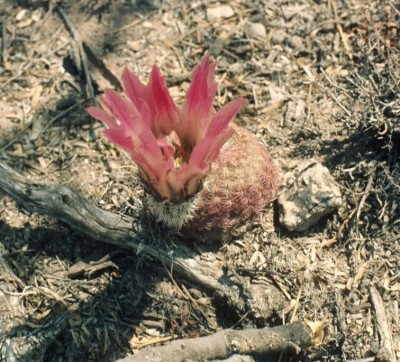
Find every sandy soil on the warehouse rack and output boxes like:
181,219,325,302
0,0,399,361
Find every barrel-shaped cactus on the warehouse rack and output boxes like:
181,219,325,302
88,56,279,241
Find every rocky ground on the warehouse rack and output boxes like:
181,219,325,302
0,0,399,361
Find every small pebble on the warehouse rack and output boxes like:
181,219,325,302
278,160,342,232
206,5,235,21
228,62,244,74
248,22,267,37
289,35,304,49
271,29,287,44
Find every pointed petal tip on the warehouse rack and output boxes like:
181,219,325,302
86,105,102,119
232,97,248,108
121,67,133,85
86,105,100,120
205,97,247,138
183,54,218,126
121,66,130,76
87,106,118,128
86,106,97,115
150,64,162,78
220,97,248,116
199,53,214,68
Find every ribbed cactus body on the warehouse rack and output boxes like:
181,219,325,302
147,123,280,241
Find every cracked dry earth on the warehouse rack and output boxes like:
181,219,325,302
0,0,400,361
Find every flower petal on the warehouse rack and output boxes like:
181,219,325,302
179,55,218,146
150,65,178,135
103,89,135,129
189,127,234,169
122,67,153,118
103,88,151,137
205,98,247,138
104,128,167,185
103,128,132,151
165,165,206,203
184,55,217,121
157,134,176,165
188,98,245,169
87,106,117,128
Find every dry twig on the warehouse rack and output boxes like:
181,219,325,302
328,0,353,59
55,5,97,106
118,321,318,362
370,286,397,362
0,17,6,66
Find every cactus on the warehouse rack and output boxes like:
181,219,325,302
88,56,280,241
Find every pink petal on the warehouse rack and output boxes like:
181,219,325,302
137,131,167,168
87,106,117,128
103,89,134,128
136,98,153,130
99,96,113,114
184,55,217,120
103,89,149,135
179,56,218,147
150,65,178,135
189,127,234,169
205,98,247,138
103,128,133,151
187,98,245,168
122,67,154,117
104,128,167,184
157,134,176,165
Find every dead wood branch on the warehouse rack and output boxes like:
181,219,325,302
0,310,69,362
0,161,250,315
117,321,317,362
370,286,397,362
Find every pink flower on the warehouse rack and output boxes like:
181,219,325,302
87,55,247,203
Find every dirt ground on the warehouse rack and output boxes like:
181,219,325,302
0,0,399,361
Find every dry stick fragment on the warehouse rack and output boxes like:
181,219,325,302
55,5,97,106
66,254,118,278
389,1,400,16
0,254,25,289
1,18,6,65
318,206,356,248
328,0,353,59
162,262,216,331
370,286,396,362
82,42,122,91
355,174,374,225
118,321,316,362
319,173,374,249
